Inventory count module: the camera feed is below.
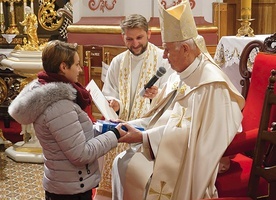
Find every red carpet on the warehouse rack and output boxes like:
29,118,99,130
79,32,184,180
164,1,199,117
0,120,22,143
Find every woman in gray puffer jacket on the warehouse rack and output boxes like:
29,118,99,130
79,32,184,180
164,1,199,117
8,40,124,200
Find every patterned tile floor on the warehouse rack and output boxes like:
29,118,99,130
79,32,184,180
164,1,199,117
0,145,44,200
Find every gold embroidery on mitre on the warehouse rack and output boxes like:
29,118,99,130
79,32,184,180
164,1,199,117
148,181,172,200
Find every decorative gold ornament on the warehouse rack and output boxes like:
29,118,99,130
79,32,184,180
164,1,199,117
0,77,8,104
15,6,46,51
0,68,28,107
38,0,63,31
19,6,39,49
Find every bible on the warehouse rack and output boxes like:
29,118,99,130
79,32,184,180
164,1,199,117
95,120,145,133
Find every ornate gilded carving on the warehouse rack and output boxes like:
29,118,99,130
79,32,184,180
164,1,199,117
38,0,63,31
0,77,7,104
0,67,26,107
18,6,40,50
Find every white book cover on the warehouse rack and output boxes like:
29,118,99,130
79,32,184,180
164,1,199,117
86,79,118,120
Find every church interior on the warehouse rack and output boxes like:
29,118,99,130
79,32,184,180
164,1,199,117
0,0,276,199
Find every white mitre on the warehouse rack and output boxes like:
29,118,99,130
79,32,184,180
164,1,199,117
157,0,216,64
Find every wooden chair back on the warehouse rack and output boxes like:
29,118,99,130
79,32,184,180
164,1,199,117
239,33,276,99
102,45,126,65
248,70,276,200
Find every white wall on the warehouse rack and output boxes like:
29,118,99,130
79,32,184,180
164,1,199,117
71,0,222,24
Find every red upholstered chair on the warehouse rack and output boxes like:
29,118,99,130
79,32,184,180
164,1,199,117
202,70,276,200
215,33,276,198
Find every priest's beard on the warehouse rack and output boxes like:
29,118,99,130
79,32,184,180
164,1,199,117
129,43,148,56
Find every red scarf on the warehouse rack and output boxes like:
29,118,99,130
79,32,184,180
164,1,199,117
37,71,91,110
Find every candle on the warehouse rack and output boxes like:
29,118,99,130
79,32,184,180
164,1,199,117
241,0,252,20
10,2,14,13
241,0,251,8
23,0,27,16
31,0,34,13
0,1,3,15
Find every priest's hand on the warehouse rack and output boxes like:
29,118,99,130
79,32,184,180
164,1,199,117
116,123,143,143
108,99,120,112
143,86,158,99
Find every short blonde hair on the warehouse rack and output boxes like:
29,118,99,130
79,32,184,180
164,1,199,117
120,14,148,34
42,40,77,73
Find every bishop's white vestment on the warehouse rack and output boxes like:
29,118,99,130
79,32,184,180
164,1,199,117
112,54,245,200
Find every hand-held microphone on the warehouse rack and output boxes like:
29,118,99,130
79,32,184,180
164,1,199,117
139,66,167,96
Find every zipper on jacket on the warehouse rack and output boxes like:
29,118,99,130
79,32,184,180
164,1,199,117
86,164,91,174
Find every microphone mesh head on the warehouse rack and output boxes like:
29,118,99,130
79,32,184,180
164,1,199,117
156,67,167,78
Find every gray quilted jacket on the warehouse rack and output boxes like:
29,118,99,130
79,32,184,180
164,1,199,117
8,80,118,195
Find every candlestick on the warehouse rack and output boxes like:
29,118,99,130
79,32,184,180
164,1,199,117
236,0,254,37
4,0,21,35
